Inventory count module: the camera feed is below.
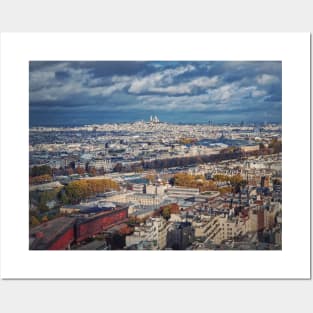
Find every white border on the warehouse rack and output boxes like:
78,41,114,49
0,33,310,279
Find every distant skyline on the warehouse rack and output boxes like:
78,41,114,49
29,61,282,126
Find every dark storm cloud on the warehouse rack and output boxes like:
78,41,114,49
70,61,150,77
29,61,282,122
55,71,71,81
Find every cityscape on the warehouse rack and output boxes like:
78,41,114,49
29,61,282,250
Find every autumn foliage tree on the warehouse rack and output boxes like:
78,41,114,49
119,225,133,236
75,166,85,175
160,203,180,215
172,173,218,192
213,174,244,185
269,138,282,153
65,168,74,176
145,173,157,183
127,216,140,227
161,206,171,221
178,137,198,145
30,216,40,227
41,216,49,223
64,178,120,204
29,174,52,185
88,167,97,177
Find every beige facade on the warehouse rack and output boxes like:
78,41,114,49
196,215,248,244
126,217,168,249
146,184,166,195
59,206,81,214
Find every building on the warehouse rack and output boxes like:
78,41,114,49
60,206,81,214
166,186,200,199
29,217,75,250
166,222,195,250
30,206,128,250
130,193,163,207
132,183,145,193
149,115,160,123
193,214,249,245
74,207,128,243
241,145,260,153
88,159,112,171
126,217,168,249
248,207,265,232
146,184,166,195
104,191,135,203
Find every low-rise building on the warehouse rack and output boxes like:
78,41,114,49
167,222,195,250
167,186,200,199
126,217,169,249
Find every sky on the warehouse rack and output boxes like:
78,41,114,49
29,61,282,126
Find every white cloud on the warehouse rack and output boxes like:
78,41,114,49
128,64,195,93
130,75,219,95
256,74,279,85
251,89,267,97
88,82,128,97
29,62,279,115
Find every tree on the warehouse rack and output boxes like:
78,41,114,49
30,165,52,177
172,172,217,192
64,178,120,204
30,216,40,227
58,190,69,205
127,216,139,227
161,206,171,221
160,203,180,215
75,166,85,175
38,203,49,213
66,168,74,176
269,139,282,154
113,163,123,172
41,216,49,223
169,203,180,214
29,174,52,185
145,173,156,183
88,167,97,177
119,225,133,236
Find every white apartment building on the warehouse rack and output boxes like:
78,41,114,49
130,194,163,207
126,217,168,249
132,183,145,193
146,184,166,196
105,191,163,207
88,159,112,171
197,215,248,244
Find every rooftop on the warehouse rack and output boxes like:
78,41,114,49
30,216,75,249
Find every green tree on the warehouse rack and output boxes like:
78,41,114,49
58,190,69,204
30,165,52,177
38,202,49,213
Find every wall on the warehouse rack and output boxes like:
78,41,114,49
49,228,74,250
75,209,128,243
